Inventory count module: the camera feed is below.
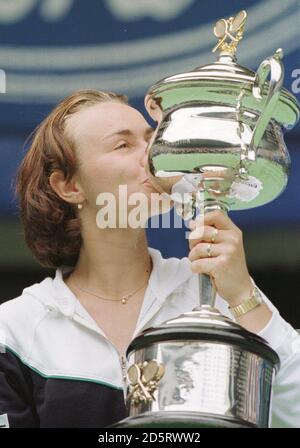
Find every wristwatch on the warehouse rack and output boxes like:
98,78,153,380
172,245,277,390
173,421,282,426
229,286,264,318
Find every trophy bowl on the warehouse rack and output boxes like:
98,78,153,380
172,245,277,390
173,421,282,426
112,10,299,428
144,48,299,214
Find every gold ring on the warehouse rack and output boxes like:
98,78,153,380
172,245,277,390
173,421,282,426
206,243,212,258
211,228,218,243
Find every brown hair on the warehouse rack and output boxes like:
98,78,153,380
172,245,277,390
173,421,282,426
14,89,128,269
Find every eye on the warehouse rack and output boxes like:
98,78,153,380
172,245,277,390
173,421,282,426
114,142,128,150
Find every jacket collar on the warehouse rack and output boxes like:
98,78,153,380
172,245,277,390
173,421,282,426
24,248,194,321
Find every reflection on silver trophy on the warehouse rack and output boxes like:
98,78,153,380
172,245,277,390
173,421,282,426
114,10,300,428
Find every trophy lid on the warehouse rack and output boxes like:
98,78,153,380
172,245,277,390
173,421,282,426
145,10,299,129
126,306,280,369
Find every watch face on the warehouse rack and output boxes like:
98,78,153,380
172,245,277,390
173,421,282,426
254,287,263,304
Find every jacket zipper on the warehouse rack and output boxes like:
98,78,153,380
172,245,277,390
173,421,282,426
120,355,127,388
72,314,128,388
72,303,174,392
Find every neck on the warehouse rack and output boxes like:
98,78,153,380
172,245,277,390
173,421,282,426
66,225,152,299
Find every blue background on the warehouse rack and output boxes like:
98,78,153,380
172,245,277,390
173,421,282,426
0,0,299,259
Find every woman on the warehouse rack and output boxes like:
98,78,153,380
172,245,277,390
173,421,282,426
0,90,299,428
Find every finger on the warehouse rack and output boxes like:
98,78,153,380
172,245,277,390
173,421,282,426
188,227,218,250
189,242,223,261
189,226,233,251
189,217,205,232
189,242,235,261
203,210,237,231
189,225,223,244
190,257,215,275
190,254,230,276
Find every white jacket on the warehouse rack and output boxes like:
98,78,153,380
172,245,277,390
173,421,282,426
0,248,299,427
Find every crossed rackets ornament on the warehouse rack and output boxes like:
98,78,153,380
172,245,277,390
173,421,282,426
212,10,247,55
127,360,165,406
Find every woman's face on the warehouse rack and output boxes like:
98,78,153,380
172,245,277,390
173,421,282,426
66,101,162,220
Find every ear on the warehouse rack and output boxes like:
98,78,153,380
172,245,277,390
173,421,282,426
49,170,85,205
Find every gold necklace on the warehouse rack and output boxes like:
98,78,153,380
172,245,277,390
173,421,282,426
70,277,149,305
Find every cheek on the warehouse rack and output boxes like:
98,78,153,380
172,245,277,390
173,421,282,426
79,156,139,201
77,160,114,201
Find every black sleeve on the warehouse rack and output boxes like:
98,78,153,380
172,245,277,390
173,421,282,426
0,347,39,427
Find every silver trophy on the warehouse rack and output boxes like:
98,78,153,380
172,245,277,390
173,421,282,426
114,11,299,428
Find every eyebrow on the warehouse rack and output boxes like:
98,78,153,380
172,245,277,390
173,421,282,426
102,126,154,142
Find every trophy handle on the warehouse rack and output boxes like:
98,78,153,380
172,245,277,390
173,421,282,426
250,48,284,152
198,273,216,308
193,203,226,311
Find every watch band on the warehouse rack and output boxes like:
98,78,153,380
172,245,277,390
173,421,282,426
229,286,263,318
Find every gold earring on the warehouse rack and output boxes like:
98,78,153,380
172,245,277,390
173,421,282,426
77,203,83,210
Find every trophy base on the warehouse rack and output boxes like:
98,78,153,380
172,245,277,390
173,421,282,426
111,411,256,428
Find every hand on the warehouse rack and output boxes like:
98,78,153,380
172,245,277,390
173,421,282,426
188,210,253,307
